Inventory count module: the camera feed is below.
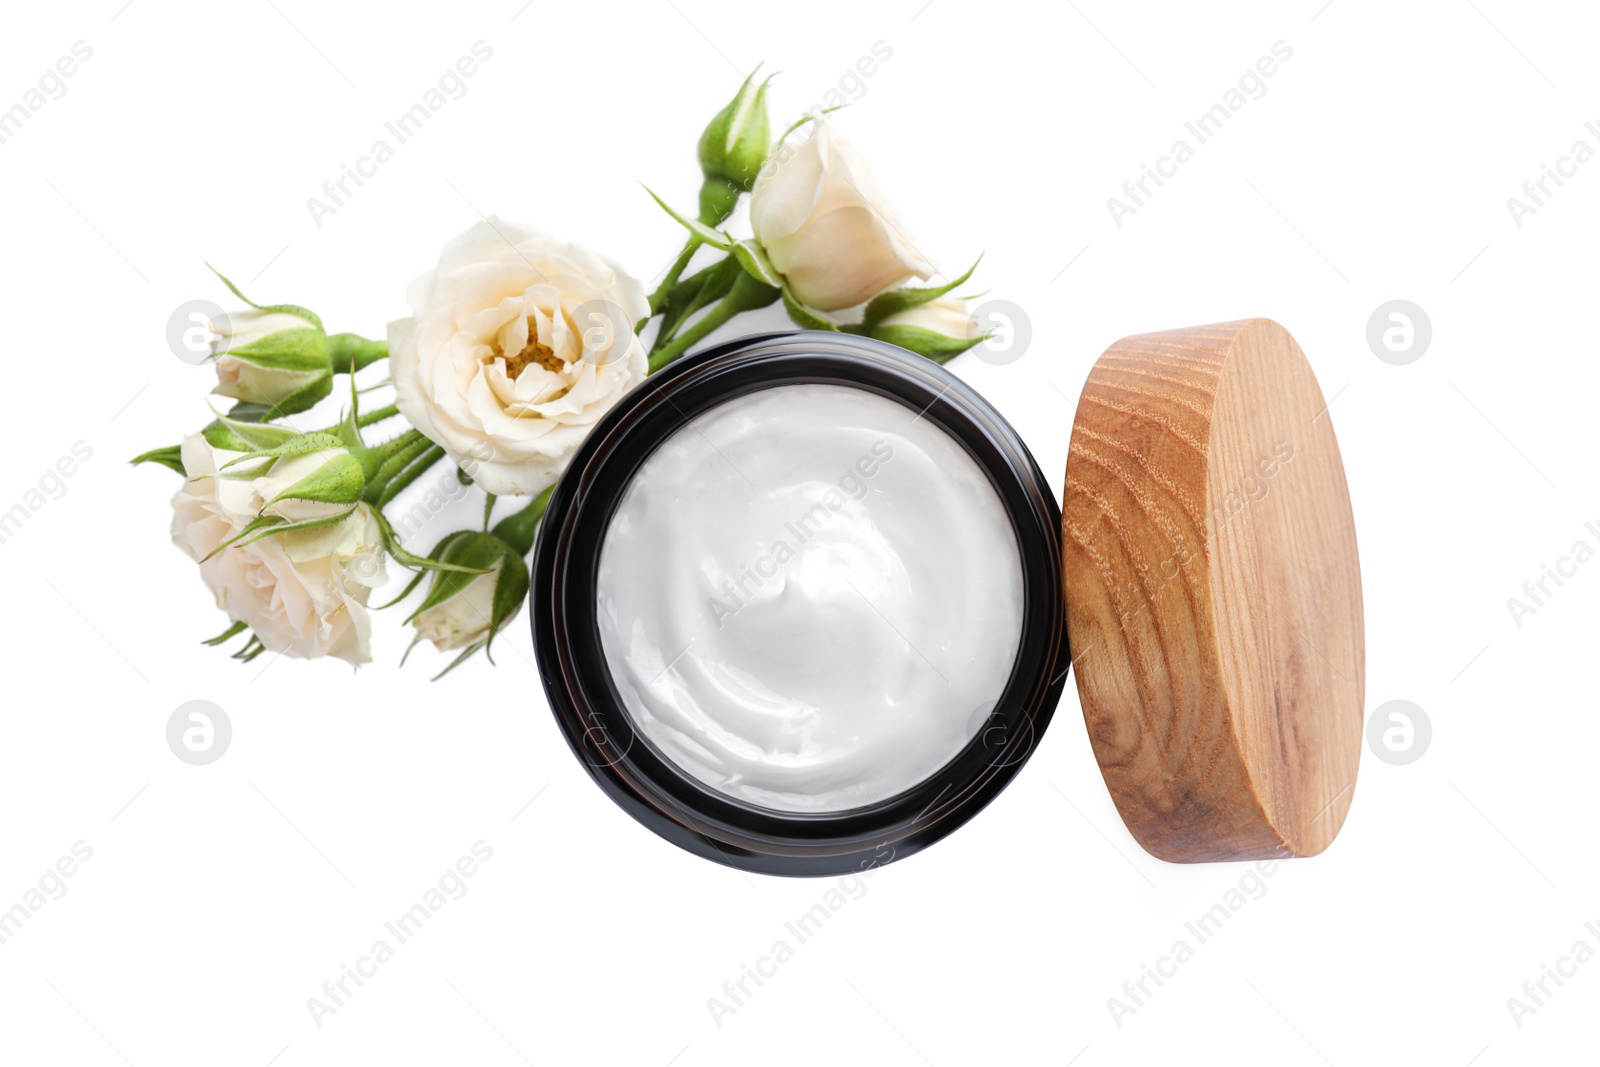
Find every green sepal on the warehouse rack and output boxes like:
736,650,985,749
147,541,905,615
404,532,515,624
131,444,186,474
726,269,781,312
225,328,330,373
402,531,530,673
774,104,848,147
200,506,358,560
258,371,335,419
220,401,276,423
642,186,732,250
208,412,300,452
859,256,983,332
218,431,344,471
263,451,368,510
202,620,248,646
731,239,782,289
377,530,475,610
207,263,323,331
430,643,485,680
781,284,838,332
490,487,552,556
868,324,986,365
373,509,491,577
484,550,529,660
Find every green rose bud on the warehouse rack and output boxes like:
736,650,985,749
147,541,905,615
696,66,773,224
399,530,530,678
211,308,334,416
203,268,387,418
868,295,986,365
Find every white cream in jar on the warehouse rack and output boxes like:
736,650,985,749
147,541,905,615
595,383,1024,813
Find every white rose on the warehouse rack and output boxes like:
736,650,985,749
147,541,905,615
878,295,978,339
171,435,387,665
412,564,505,652
750,118,935,311
211,309,329,408
388,218,649,497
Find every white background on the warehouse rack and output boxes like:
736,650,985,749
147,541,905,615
2,1,1596,1064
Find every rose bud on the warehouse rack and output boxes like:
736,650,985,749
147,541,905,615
750,115,934,311
870,295,986,364
696,66,773,225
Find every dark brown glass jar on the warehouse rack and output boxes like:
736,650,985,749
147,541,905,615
530,331,1068,876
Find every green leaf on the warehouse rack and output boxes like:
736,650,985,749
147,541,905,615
641,186,732,250
731,239,783,289
781,284,838,332
860,255,983,332
207,263,323,331
131,444,185,474
869,324,987,365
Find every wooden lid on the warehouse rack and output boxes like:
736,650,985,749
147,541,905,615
1063,319,1364,862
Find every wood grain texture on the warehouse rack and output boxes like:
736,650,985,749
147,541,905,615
1063,318,1364,862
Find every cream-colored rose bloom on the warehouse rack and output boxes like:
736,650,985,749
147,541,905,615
171,435,387,665
412,564,505,652
388,218,649,497
750,118,935,311
211,309,325,406
878,295,979,339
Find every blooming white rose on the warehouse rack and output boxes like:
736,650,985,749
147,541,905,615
171,435,387,665
388,218,649,497
750,118,935,311
210,309,330,409
412,563,505,652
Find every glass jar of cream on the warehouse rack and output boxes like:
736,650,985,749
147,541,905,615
531,332,1067,876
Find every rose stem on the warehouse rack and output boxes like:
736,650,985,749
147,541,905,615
375,446,446,509
356,404,400,428
648,273,778,373
646,236,702,316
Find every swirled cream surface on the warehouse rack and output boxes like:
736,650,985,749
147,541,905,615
595,383,1024,813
